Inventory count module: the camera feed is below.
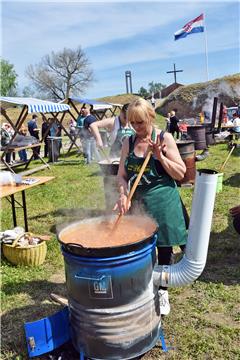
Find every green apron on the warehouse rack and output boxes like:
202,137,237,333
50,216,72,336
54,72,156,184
125,129,187,247
110,119,135,157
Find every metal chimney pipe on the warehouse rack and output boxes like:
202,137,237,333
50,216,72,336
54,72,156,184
153,170,218,288
211,97,218,129
217,102,224,133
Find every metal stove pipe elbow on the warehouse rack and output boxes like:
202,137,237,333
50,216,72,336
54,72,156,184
153,257,205,288
153,170,218,288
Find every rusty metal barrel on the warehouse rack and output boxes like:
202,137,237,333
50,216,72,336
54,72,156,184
204,124,215,146
187,125,207,150
176,140,196,185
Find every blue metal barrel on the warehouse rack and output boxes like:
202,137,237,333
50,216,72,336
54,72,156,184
62,237,156,308
59,218,160,359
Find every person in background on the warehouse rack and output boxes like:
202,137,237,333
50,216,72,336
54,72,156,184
115,98,187,315
199,112,205,124
151,94,156,109
165,112,171,132
41,118,50,158
90,104,135,158
69,118,77,138
230,205,240,235
7,123,16,163
18,125,28,162
232,112,240,133
222,106,228,124
49,117,62,156
27,114,40,159
81,106,101,164
0,123,13,164
76,108,87,155
178,120,188,140
169,110,180,139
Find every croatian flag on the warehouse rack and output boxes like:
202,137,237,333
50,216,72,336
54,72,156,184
174,14,204,41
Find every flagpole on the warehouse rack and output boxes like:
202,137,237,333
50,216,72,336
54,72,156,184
203,12,209,81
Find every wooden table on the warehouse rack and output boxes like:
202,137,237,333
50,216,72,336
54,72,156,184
0,143,51,175
1,176,55,231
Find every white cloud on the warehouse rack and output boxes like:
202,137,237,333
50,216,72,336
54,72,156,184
1,1,239,96
2,1,219,51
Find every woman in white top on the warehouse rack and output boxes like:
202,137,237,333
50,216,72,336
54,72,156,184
90,104,135,158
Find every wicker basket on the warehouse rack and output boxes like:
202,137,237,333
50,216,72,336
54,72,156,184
3,239,47,266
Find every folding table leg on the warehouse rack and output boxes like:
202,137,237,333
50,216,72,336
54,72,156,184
33,147,50,168
24,153,33,170
10,194,17,227
21,190,28,232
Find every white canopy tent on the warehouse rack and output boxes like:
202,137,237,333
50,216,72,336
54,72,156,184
0,97,70,174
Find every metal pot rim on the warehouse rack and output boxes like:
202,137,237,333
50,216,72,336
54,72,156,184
57,215,158,257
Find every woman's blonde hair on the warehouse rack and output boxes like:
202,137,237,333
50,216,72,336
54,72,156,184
127,98,155,126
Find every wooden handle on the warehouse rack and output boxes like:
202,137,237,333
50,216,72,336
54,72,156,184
112,150,152,232
219,145,235,172
126,150,152,206
50,293,68,306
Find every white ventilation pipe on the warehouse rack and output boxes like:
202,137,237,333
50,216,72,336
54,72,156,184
153,170,218,288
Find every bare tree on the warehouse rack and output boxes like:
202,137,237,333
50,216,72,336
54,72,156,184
26,46,93,100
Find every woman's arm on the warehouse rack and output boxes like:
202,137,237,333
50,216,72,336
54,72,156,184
89,117,115,147
150,131,186,181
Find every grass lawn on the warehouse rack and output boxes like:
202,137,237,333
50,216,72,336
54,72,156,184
1,118,240,359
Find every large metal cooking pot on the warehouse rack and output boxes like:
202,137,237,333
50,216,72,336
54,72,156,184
98,159,120,176
57,215,158,258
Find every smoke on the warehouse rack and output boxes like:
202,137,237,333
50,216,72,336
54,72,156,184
196,80,240,119
162,76,240,118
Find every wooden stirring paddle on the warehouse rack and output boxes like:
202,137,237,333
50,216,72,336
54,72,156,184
111,150,153,233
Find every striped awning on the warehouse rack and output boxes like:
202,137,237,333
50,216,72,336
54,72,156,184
0,97,70,114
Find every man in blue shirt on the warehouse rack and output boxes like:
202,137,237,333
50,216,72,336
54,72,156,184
28,114,39,139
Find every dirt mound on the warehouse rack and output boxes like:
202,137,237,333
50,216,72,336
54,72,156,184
157,73,240,118
98,93,140,105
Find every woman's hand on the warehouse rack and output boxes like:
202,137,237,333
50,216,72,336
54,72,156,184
148,131,186,181
113,193,131,215
149,134,166,159
97,141,104,149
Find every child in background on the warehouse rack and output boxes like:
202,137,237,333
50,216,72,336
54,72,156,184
178,120,188,140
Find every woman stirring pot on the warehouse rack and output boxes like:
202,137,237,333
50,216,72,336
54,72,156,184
115,98,187,315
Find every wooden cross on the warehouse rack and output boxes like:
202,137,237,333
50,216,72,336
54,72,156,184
166,63,183,83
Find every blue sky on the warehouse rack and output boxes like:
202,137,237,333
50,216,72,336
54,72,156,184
1,0,239,99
